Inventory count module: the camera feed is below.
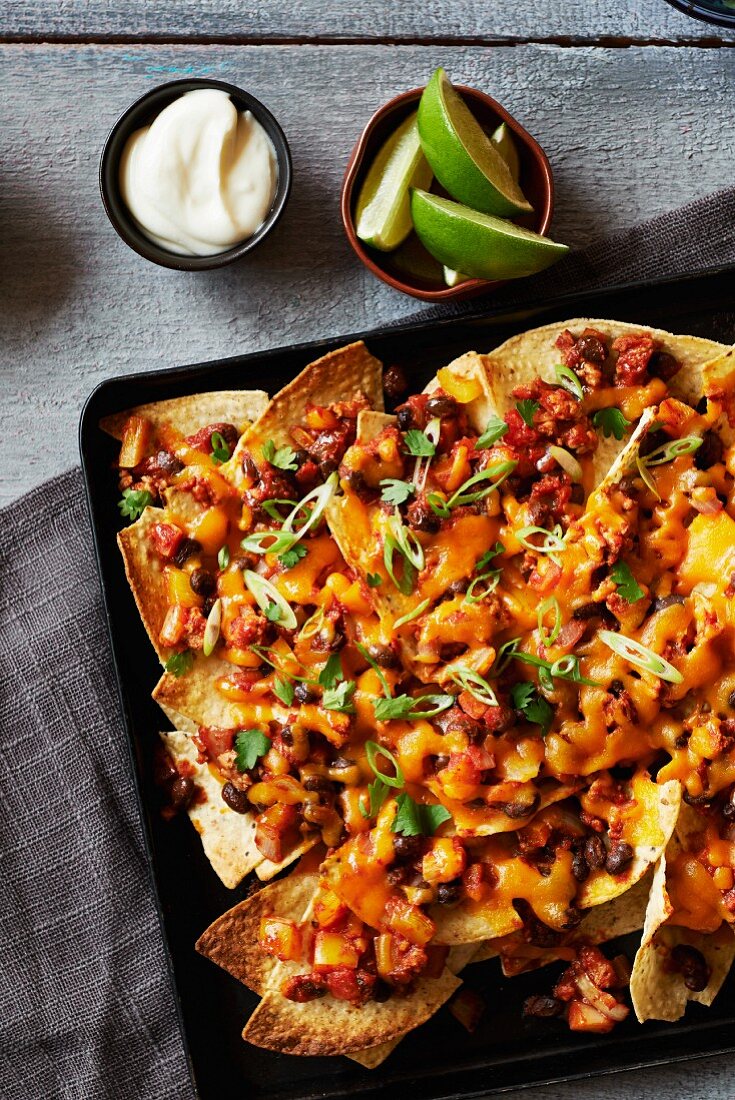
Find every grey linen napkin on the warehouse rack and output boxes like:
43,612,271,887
1,185,734,1100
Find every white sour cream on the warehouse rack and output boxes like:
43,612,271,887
120,88,278,256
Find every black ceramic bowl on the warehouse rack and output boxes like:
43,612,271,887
100,78,292,271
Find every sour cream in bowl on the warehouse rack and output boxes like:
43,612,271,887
100,79,292,270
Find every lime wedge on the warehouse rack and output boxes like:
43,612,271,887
417,68,532,217
355,111,433,252
490,122,520,184
443,266,470,287
392,233,444,285
411,190,568,281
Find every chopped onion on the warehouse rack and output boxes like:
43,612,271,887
548,445,583,483
202,598,222,657
598,629,683,684
243,570,298,631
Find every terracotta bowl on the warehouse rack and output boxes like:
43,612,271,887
341,85,555,303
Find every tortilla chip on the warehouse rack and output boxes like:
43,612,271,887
255,835,320,882
118,507,176,663
356,410,396,443
100,390,269,440
227,341,384,476
630,842,735,1022
424,351,498,434
153,659,290,730
161,730,262,888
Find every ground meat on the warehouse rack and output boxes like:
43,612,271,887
511,380,598,457
282,974,327,1002
406,495,441,533
555,328,609,391
186,422,239,454
612,333,657,386
527,473,573,528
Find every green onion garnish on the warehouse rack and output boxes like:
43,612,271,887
598,629,683,684
537,596,561,647
365,740,404,788
555,364,584,400
448,665,498,707
394,599,430,629
243,570,297,631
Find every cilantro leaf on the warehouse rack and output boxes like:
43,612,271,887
403,429,436,457
361,778,389,819
593,407,631,441
373,695,414,721
318,653,343,690
164,650,193,677
511,681,553,736
235,728,271,772
475,541,505,573
118,488,153,521
272,675,295,706
321,680,356,713
380,478,415,506
392,792,452,837
264,601,283,623
211,430,231,464
367,573,382,588
610,561,644,603
262,439,298,471
475,415,508,450
516,399,539,428
279,543,308,570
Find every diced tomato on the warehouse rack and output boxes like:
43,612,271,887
159,605,187,648
198,725,236,758
462,863,491,904
259,917,302,962
325,966,375,1005
578,946,618,990
151,522,184,559
422,838,467,885
254,803,298,864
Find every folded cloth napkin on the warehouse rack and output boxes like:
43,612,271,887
2,185,735,1100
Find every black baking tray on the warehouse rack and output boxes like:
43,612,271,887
80,267,735,1099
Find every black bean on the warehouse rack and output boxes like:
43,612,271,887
523,995,565,1018
670,943,710,992
190,568,216,597
367,644,399,669
561,906,583,930
172,537,201,567
393,835,423,863
570,483,585,504
153,449,184,477
221,782,251,813
573,601,605,621
383,365,408,401
695,429,724,471
728,691,735,709
303,775,334,796
406,498,441,533
436,880,462,905
242,453,260,481
447,578,469,596
572,849,589,883
291,449,311,469
169,776,195,811
343,469,368,495
294,682,317,704
608,679,625,698
433,754,450,772
576,334,607,363
426,394,458,419
651,593,685,613
372,978,393,1003
386,865,412,886
280,727,294,746
649,351,681,381
201,596,215,619
605,841,634,875
584,835,607,869
396,406,414,431
318,459,338,479
216,424,239,450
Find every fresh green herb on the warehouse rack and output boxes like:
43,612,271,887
555,364,584,400
243,570,298,631
359,778,389,820
515,524,568,565
392,792,452,837
393,599,430,629
593,407,631,441
511,681,553,736
383,513,424,596
322,680,356,713
464,570,502,605
427,492,451,519
403,429,437,457
476,542,505,573
610,562,644,603
445,460,517,509
475,415,508,450
265,601,282,623
598,630,683,684
118,488,152,521
373,693,453,721
261,439,298,471
516,399,539,428
210,430,231,464
365,741,404,788
493,643,600,688
272,675,295,706
318,653,343,690
380,479,414,506
164,650,193,677
234,728,272,772
217,545,230,570
367,572,383,588
449,666,498,707
643,435,702,466
279,543,308,570
261,498,297,522
537,596,561,647
355,643,392,698
635,454,660,500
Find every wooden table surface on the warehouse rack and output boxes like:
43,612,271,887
3,3,735,1095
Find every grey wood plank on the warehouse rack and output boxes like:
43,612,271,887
2,41,735,507
6,0,735,42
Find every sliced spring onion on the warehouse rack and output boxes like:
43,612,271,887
365,740,404,788
449,665,498,707
635,454,660,500
555,364,584,400
491,636,522,676
464,569,502,605
446,460,517,508
260,498,300,522
515,523,568,565
299,605,327,642
389,511,425,571
243,570,298,631
355,642,392,697
412,417,441,492
240,529,296,555
383,536,415,595
548,654,600,686
427,492,451,518
537,596,561,647
548,445,583,483
394,599,430,629
240,473,338,555
217,545,230,570
202,598,222,657
643,435,702,466
598,629,684,684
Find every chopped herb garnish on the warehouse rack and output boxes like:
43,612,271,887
475,415,508,450
243,570,298,631
475,542,505,573
164,650,193,677
261,439,298,471
445,460,517,509
210,430,231,464
235,728,272,772
537,596,561,647
367,572,383,588
392,792,452,837
593,407,631,441
318,653,343,690
610,561,644,603
643,435,702,466
403,429,437,457
272,675,295,706
365,740,404,788
516,399,539,428
555,364,584,400
217,545,230,570
118,488,152,521
359,778,389,820
322,680,356,713
373,693,453,721
511,681,553,736
265,601,282,622
515,524,568,565
380,478,415,506
427,492,451,518
355,643,392,698
279,543,308,570
598,630,683,684
393,599,430,629
449,665,498,707
260,498,297,522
